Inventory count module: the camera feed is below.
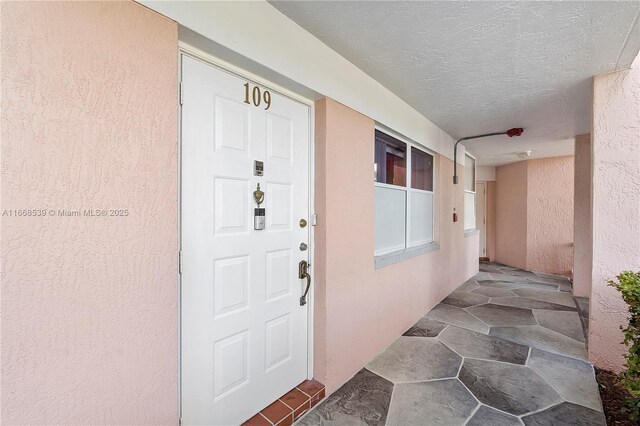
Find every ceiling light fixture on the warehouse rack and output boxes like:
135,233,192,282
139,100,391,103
517,151,532,159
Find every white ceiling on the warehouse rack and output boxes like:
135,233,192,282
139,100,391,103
270,1,640,166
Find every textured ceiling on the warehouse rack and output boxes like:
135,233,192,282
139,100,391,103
270,1,640,165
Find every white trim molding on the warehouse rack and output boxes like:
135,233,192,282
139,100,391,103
375,242,441,269
139,0,465,164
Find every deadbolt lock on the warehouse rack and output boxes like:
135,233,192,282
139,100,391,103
299,219,307,228
299,243,308,251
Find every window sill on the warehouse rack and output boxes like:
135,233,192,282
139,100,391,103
374,242,440,269
464,229,480,237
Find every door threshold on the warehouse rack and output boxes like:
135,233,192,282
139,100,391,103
243,379,325,426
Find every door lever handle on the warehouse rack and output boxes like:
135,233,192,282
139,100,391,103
298,260,311,306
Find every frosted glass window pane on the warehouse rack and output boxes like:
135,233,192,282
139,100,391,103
464,191,476,230
409,191,433,246
465,155,476,191
375,186,406,255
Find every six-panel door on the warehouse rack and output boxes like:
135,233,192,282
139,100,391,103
181,55,310,425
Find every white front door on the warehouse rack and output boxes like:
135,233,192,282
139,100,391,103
181,55,311,425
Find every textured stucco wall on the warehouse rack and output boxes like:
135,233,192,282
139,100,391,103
486,181,496,261
477,166,496,181
574,134,593,297
495,158,574,274
495,161,528,270
1,2,179,424
314,98,478,393
590,57,640,372
526,156,574,275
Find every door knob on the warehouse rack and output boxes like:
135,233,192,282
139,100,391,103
298,260,311,306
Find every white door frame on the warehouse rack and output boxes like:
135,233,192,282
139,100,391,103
476,181,487,257
177,42,316,420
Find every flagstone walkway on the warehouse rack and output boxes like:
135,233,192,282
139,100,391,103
297,263,604,426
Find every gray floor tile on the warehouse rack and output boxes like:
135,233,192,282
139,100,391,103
490,326,588,360
296,407,370,425
526,277,570,287
366,337,461,383
438,326,529,364
403,317,448,337
459,359,562,416
522,402,606,426
527,349,602,411
386,379,477,426
497,265,519,270
466,406,522,426
574,297,591,345
534,272,568,281
425,304,490,334
456,279,480,292
488,274,526,283
296,369,392,426
575,297,590,316
500,270,540,279
533,310,585,342
488,269,509,275
512,289,576,308
471,287,516,298
530,274,571,285
466,304,537,326
476,280,523,289
491,297,576,311
574,295,590,304
302,264,602,426
511,282,559,291
480,264,501,272
473,272,494,281
441,291,489,308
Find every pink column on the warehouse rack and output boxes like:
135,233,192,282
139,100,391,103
526,156,574,276
495,161,528,270
573,134,593,297
495,157,574,275
589,56,640,371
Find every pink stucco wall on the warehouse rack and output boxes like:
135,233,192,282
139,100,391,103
495,161,528,270
589,57,640,372
1,2,179,424
314,98,479,393
526,156,574,275
494,157,574,275
573,134,593,297
486,181,497,261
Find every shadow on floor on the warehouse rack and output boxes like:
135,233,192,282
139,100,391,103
296,262,604,426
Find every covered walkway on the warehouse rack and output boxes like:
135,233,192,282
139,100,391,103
298,263,603,426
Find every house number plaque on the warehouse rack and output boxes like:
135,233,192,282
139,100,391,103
243,83,271,110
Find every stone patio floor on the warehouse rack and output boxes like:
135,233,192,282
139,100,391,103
296,262,604,426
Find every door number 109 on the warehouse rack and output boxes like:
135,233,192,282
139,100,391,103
243,83,271,110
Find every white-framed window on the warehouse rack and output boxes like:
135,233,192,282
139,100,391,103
464,153,476,231
374,129,435,256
